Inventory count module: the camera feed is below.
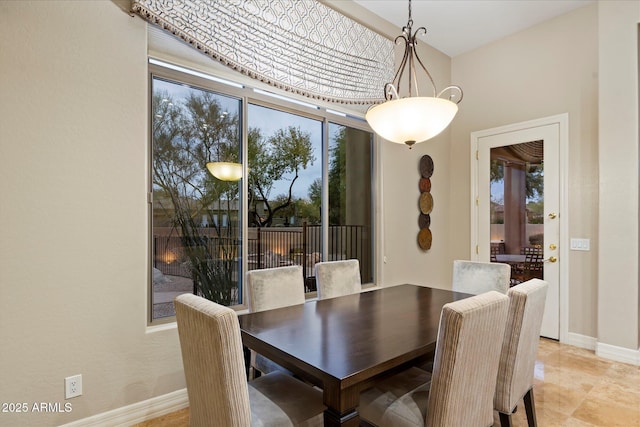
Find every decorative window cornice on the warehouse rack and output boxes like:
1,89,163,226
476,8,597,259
131,0,394,105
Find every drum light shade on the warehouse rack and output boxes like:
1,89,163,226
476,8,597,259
206,162,243,181
365,97,458,146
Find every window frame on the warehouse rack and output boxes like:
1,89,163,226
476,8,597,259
148,60,378,324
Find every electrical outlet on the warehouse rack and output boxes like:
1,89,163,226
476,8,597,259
65,374,82,399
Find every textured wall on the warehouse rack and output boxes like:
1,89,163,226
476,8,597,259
451,4,600,339
0,2,185,425
597,0,640,351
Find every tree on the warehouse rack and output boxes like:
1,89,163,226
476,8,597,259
526,199,544,224
247,126,315,227
303,178,322,224
490,159,504,184
524,164,544,201
152,89,240,306
152,85,319,304
490,159,544,200
328,127,347,225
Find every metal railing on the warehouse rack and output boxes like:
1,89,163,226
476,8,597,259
153,223,371,291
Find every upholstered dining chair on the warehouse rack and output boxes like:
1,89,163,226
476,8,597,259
359,291,509,427
314,259,361,300
246,265,305,378
452,259,511,295
494,278,548,427
174,294,325,427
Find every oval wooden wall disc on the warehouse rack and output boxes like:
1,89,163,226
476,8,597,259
419,192,433,214
418,213,431,229
418,228,432,250
419,178,431,192
419,155,434,179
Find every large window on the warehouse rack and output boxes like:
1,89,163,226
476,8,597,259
151,76,242,320
149,62,374,321
246,104,323,290
328,124,373,283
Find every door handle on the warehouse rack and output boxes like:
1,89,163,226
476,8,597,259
548,212,557,219
549,244,557,250
547,256,557,263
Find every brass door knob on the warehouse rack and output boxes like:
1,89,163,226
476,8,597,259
547,256,557,263
548,212,557,219
549,244,557,250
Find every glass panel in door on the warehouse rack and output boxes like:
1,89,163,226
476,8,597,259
490,141,544,285
475,119,561,339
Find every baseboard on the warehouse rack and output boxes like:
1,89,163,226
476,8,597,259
565,333,640,365
565,332,597,351
596,342,640,366
59,388,188,427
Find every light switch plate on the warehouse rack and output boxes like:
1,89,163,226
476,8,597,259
570,238,590,251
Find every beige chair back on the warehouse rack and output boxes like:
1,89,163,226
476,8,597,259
494,279,548,416
315,259,361,300
452,260,511,295
174,293,251,427
247,265,305,312
175,294,325,426
246,265,304,377
426,291,509,427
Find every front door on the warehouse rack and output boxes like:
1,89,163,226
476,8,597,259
471,115,567,340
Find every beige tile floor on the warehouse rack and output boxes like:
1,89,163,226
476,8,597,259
135,338,640,427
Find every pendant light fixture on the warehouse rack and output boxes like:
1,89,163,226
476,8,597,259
206,162,243,181
365,0,463,148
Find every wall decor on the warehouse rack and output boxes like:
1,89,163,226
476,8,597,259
418,155,433,251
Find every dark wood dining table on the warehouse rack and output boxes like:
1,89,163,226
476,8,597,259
238,284,472,426
495,254,526,264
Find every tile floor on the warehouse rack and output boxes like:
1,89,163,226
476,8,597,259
135,338,640,427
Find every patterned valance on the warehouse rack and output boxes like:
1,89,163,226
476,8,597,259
131,0,394,105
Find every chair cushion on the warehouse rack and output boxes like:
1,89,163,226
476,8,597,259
249,371,325,427
247,265,304,377
452,260,510,295
315,259,361,300
426,291,508,427
247,265,305,312
175,294,324,427
175,294,253,426
254,353,293,377
360,367,432,427
494,279,548,414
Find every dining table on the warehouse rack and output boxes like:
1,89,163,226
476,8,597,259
238,284,472,426
495,253,526,265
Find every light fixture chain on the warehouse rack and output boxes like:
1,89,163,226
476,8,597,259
365,0,463,147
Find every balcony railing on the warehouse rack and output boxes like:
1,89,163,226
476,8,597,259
153,223,371,297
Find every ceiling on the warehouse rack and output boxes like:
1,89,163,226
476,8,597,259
353,0,594,57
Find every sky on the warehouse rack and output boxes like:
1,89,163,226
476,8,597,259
155,76,325,200
248,103,323,200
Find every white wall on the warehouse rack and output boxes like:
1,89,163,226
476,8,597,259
597,0,640,352
450,4,600,340
0,2,185,425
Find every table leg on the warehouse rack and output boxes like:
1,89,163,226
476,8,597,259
323,384,360,426
323,408,359,427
